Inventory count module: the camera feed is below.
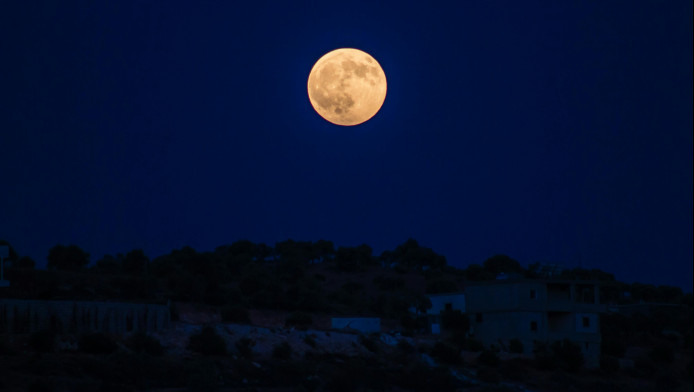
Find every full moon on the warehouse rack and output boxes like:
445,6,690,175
307,48,387,126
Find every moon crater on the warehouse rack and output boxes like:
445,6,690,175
308,48,387,126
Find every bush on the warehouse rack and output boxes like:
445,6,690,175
601,339,626,358
358,334,380,354
235,337,255,360
126,332,164,356
477,367,501,384
649,345,674,364
220,306,251,324
509,338,524,354
430,342,461,364
188,326,226,356
441,310,470,332
478,349,500,367
551,339,584,372
303,334,317,348
285,312,313,330
272,341,293,360
30,330,56,353
397,339,415,353
465,337,485,352
401,314,428,333
0,336,16,355
600,355,620,373
79,333,118,354
533,341,555,370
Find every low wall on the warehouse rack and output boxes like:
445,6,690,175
0,299,170,334
331,317,380,334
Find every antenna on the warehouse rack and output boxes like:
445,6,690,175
0,245,9,287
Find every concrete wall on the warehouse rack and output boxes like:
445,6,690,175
466,282,547,312
331,317,380,334
0,299,170,334
471,311,544,354
465,281,603,368
426,293,466,315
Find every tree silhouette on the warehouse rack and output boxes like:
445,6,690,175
122,249,148,276
47,244,89,271
482,254,523,276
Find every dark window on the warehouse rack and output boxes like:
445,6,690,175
476,313,483,323
445,303,453,311
582,317,590,328
530,289,537,299
530,321,538,332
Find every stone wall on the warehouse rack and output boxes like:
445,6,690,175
0,299,170,334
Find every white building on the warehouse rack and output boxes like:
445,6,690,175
425,292,465,334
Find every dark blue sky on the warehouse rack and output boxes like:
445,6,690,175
1,1,692,290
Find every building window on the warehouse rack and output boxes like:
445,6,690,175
445,303,453,311
530,321,538,332
476,313,483,323
582,316,590,328
530,289,537,299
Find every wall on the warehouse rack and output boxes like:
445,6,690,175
0,299,170,334
426,293,466,315
331,317,380,334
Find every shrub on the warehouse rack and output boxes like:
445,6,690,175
0,336,16,355
476,367,501,384
373,275,404,291
601,339,626,358
430,342,461,364
79,333,118,354
126,332,164,356
509,338,524,354
285,312,313,330
401,314,428,333
533,341,555,370
600,355,620,373
465,337,485,352
649,345,674,364
272,341,292,360
441,310,470,332
628,355,656,378
30,330,56,353
220,306,251,324
397,339,415,353
359,334,380,354
551,339,584,372
303,334,317,348
235,337,255,360
478,349,500,367
188,326,226,356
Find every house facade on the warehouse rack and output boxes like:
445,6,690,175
424,292,466,334
465,279,605,368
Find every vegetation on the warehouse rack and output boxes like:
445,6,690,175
188,326,226,356
508,338,524,354
272,341,293,360
126,332,164,356
79,332,117,354
0,238,691,391
29,329,55,353
235,337,255,360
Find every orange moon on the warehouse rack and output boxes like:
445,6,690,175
307,48,387,126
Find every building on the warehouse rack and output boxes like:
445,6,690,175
424,292,466,334
0,299,170,334
465,279,605,368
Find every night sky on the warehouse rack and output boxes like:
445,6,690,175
1,1,692,291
